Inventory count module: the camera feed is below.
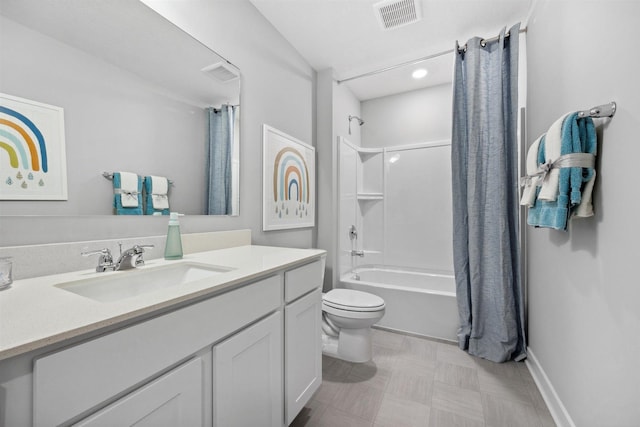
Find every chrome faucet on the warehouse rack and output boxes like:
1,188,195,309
114,244,155,270
350,250,365,257
82,244,154,272
81,248,115,272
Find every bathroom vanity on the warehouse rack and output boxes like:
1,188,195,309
0,245,325,427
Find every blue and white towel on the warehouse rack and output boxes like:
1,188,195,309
570,116,597,218
520,135,545,207
526,113,596,230
144,175,170,215
113,172,143,215
538,112,571,201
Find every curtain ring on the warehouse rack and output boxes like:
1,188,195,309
480,39,487,48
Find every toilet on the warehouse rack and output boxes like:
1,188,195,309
321,288,385,363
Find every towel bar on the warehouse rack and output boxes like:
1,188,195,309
577,101,616,118
102,172,174,186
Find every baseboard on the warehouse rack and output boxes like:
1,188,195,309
526,347,576,427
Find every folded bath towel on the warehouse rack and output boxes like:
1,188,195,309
113,172,143,215
538,112,572,201
527,113,597,230
520,134,544,207
144,175,170,215
571,116,597,217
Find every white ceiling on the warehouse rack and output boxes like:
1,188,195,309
250,0,532,100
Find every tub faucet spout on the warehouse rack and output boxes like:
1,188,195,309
351,250,365,257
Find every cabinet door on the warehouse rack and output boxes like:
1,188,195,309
75,357,203,427
285,288,322,425
213,311,283,427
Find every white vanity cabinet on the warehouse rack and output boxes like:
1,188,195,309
211,258,324,427
33,275,282,427
0,248,326,427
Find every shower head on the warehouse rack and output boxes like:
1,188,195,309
348,115,365,135
349,115,365,126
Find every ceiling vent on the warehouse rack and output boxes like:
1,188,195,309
373,0,422,30
201,62,240,83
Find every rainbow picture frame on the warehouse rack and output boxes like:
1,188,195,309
0,93,67,200
263,125,315,231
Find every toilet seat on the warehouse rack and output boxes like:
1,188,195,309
323,289,385,312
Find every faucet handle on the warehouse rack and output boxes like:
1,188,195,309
81,248,115,272
132,244,155,267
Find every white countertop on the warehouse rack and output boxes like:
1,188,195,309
0,245,325,361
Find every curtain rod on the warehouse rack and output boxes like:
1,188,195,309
336,27,527,85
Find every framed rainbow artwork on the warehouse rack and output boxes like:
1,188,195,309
263,125,315,231
0,93,67,200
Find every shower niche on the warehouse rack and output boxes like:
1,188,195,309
356,148,384,264
338,139,384,276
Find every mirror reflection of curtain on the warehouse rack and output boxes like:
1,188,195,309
206,105,237,215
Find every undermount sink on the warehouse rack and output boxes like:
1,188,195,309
55,262,235,303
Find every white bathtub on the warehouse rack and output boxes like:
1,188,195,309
340,265,459,341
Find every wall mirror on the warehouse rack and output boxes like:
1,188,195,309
0,0,240,216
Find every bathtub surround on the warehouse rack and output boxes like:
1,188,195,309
452,23,525,362
337,109,456,340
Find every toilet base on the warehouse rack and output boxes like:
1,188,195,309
321,327,373,363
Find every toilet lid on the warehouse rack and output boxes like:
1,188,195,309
323,289,385,312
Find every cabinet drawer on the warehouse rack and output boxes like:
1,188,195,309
284,258,324,303
33,275,282,427
75,357,203,427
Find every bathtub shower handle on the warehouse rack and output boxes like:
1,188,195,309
349,225,358,241
351,250,365,257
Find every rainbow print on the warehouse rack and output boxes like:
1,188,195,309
263,125,315,230
0,105,48,173
273,147,310,205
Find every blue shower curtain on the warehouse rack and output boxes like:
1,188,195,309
451,23,526,362
207,105,236,215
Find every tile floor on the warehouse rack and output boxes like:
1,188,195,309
292,329,556,427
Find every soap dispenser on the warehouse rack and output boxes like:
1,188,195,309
164,212,183,260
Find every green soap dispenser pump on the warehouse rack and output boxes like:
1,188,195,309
164,212,183,260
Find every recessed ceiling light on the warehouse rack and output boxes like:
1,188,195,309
412,68,428,79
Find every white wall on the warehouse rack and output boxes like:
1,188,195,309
0,1,316,250
316,70,361,290
526,1,640,426
361,83,452,148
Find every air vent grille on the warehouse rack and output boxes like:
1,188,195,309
201,62,239,83
374,0,422,30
